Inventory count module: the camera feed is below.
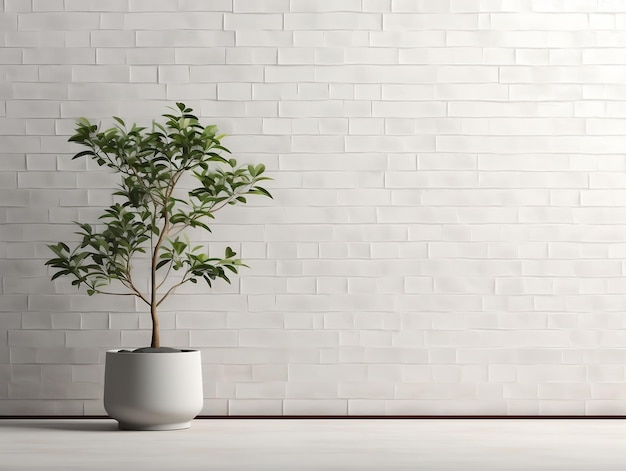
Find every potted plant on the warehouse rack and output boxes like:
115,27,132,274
45,103,272,430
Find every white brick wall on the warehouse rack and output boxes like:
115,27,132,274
2,0,626,416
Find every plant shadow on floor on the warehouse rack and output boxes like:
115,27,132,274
1,420,119,432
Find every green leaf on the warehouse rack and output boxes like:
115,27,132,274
250,186,273,199
156,259,171,270
47,243,66,258
72,150,96,160
50,270,70,281
172,239,187,255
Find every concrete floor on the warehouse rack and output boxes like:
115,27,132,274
1,419,626,470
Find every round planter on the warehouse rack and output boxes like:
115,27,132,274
104,349,203,431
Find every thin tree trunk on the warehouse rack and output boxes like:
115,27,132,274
150,234,160,348
150,207,169,349
150,302,160,348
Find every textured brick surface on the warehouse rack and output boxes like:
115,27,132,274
1,1,626,415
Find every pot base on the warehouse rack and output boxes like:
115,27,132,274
118,421,191,431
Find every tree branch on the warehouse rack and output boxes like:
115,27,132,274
155,258,174,291
207,184,253,214
121,278,150,306
94,290,142,297
156,275,190,307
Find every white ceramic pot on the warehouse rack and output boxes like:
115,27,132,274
104,349,203,431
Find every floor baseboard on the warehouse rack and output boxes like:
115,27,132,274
0,415,625,419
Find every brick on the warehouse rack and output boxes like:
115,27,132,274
224,13,283,30
373,101,446,118
124,12,223,30
385,13,478,30
137,31,234,48
175,48,225,65
23,48,95,65
19,12,99,30
233,0,288,12
290,0,361,12
285,13,381,30
190,65,263,82
166,83,217,100
283,399,347,415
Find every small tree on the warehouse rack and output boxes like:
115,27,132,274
46,103,272,349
